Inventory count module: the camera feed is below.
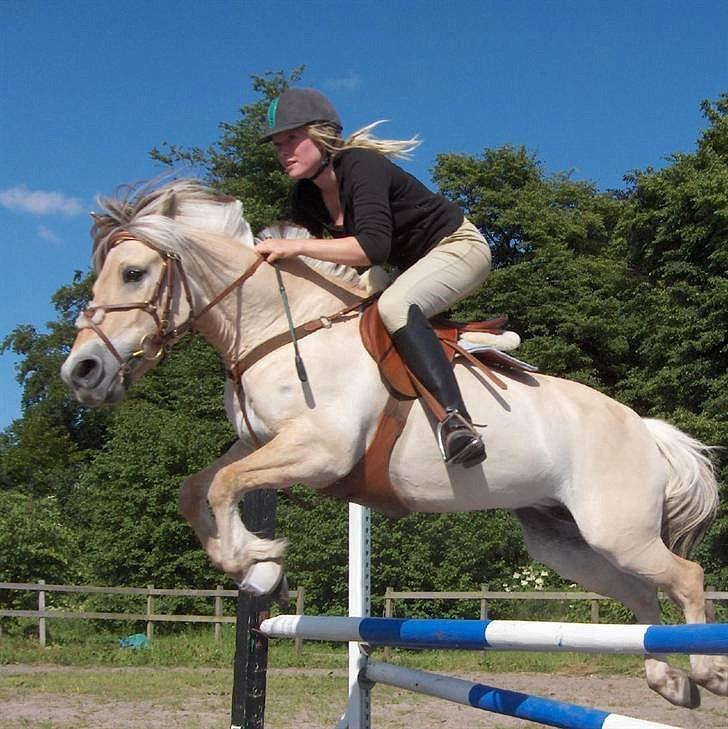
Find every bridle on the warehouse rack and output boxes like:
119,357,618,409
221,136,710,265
80,230,264,384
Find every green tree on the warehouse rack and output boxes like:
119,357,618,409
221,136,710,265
433,145,621,267
434,145,635,391
3,72,726,609
618,93,727,418
1,273,108,502
0,490,81,609
618,94,728,584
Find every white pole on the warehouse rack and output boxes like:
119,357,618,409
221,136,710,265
337,503,371,729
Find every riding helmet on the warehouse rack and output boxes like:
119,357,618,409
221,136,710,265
259,88,342,142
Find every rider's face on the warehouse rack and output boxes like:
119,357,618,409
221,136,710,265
272,127,323,180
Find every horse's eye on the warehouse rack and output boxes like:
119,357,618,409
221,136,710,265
123,267,145,283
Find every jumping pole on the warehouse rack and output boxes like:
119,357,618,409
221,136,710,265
230,489,278,729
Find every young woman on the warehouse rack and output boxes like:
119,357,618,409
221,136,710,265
257,88,491,467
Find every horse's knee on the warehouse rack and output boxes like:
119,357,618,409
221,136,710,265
206,470,244,513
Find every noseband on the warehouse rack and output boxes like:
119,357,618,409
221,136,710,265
80,230,264,384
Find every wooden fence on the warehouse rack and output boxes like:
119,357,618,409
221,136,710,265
384,586,727,623
0,581,304,649
2,581,726,652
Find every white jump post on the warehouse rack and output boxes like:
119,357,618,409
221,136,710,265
337,503,371,729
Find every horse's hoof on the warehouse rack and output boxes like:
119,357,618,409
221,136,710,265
653,678,701,709
239,561,283,596
647,659,702,709
691,656,728,697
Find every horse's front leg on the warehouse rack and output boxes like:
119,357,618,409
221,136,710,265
177,439,253,569
207,426,347,594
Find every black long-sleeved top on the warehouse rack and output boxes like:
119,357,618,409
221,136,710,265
289,148,464,270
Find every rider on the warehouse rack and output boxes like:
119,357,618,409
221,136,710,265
257,88,491,467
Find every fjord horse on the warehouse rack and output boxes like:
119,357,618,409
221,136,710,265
61,180,724,708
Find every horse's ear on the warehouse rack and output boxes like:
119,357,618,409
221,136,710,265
160,190,177,218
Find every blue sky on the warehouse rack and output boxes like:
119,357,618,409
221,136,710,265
1,0,727,430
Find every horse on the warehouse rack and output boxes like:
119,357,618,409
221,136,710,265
61,179,725,709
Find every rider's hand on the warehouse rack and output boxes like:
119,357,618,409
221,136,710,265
255,238,301,264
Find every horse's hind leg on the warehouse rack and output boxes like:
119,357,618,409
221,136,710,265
663,554,728,699
515,507,702,708
575,489,728,702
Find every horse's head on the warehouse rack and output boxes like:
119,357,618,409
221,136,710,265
61,179,255,405
61,232,197,404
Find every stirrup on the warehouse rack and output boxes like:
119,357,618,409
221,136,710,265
436,410,486,467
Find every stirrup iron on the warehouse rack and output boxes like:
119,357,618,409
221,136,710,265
436,410,485,466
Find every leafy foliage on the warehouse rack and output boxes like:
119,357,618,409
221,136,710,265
72,336,235,589
0,490,81,609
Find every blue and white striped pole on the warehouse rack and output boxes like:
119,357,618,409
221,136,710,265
260,615,728,654
364,660,680,729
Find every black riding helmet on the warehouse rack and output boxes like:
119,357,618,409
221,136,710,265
259,88,342,143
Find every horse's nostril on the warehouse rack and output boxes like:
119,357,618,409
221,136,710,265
72,356,103,388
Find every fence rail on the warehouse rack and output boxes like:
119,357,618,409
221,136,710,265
2,581,726,651
383,586,728,620
0,581,304,648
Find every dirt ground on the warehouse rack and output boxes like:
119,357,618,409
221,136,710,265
1,664,727,728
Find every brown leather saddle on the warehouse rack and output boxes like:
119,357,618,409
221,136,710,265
320,304,535,516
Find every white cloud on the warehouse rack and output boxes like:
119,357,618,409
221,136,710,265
325,74,361,91
0,185,84,217
37,225,62,244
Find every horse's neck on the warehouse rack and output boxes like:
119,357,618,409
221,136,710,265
192,247,364,370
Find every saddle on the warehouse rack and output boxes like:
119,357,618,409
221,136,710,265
320,304,537,516
359,305,530,404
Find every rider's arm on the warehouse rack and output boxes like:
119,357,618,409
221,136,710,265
255,235,371,266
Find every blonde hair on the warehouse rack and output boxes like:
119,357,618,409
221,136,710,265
307,121,421,161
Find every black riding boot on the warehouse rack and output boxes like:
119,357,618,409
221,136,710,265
391,305,486,467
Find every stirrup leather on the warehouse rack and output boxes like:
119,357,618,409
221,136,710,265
436,410,484,465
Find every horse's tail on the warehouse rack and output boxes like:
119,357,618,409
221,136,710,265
644,418,719,558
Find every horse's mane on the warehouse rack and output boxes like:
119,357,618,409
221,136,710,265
90,179,371,294
255,222,366,288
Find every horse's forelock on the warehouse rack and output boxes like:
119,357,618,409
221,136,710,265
90,179,253,272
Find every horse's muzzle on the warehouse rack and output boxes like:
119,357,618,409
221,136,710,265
61,344,128,405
